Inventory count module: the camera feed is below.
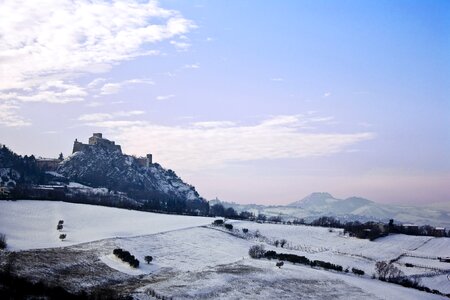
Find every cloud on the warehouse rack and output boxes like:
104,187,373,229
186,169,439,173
156,94,175,101
99,78,154,95
170,40,191,51
271,78,284,82
184,64,200,69
323,92,332,97
0,0,195,123
85,101,103,108
82,114,375,171
78,110,145,122
192,121,236,128
87,78,107,89
0,103,31,127
0,0,194,92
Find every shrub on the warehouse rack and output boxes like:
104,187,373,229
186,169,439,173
264,250,277,259
312,260,343,272
113,248,140,268
145,256,153,264
242,228,249,234
405,263,414,268
224,224,233,230
351,268,364,275
249,245,265,259
57,224,63,230
59,234,66,241
213,219,224,226
0,233,6,249
280,239,287,248
113,248,123,256
276,261,284,268
58,220,64,225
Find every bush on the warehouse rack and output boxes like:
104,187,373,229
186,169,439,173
57,224,63,230
276,261,284,268
213,219,224,226
280,239,287,248
224,224,233,230
113,248,140,268
0,233,6,249
264,250,277,259
59,234,66,241
312,260,343,272
242,228,249,234
249,245,265,259
351,268,364,275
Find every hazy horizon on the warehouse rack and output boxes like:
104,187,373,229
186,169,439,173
1,0,449,206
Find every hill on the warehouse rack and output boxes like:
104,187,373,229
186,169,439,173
214,192,450,227
0,134,209,215
0,200,448,299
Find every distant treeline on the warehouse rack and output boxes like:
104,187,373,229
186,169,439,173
260,215,447,240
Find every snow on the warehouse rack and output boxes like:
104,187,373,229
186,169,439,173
0,200,448,299
410,237,450,257
0,200,214,250
45,171,65,178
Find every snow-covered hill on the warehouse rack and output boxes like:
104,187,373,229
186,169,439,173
0,200,214,250
58,143,204,206
0,200,447,299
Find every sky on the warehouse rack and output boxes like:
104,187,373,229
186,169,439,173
0,0,449,205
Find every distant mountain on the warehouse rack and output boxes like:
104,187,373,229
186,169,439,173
214,192,450,227
288,193,375,215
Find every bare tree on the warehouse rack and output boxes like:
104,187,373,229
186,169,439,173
249,245,265,259
375,261,403,281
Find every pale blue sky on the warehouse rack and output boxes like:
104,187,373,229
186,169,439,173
1,0,449,204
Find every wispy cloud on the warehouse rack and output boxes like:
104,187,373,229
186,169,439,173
156,94,175,101
184,64,200,69
170,40,191,51
0,0,194,124
271,78,284,82
323,92,332,98
99,79,154,95
0,103,31,127
78,110,145,122
87,78,107,89
82,114,375,170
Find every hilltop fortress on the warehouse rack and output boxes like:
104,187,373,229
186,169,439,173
73,133,122,154
72,133,153,167
34,133,153,172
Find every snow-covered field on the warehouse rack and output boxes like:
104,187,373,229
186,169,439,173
0,200,214,250
0,200,448,299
